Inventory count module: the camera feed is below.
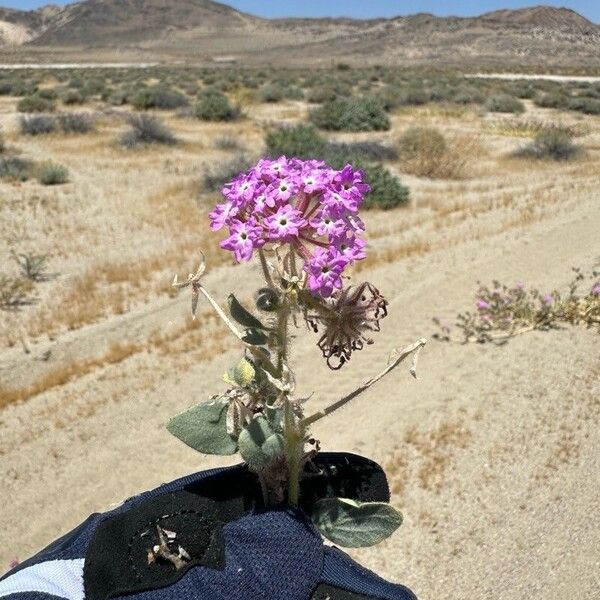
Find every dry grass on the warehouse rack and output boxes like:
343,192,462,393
0,340,142,409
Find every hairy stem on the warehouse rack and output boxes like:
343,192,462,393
258,248,275,289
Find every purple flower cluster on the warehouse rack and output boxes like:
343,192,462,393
210,157,370,297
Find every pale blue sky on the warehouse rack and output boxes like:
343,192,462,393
2,0,598,23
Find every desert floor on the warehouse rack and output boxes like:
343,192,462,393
1,93,599,599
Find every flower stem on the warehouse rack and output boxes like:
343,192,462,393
275,299,301,507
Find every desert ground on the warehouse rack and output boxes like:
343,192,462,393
0,70,599,599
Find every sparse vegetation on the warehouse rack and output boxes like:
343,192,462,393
513,126,580,161
12,252,51,282
193,89,238,121
130,86,188,110
120,113,177,147
36,162,70,185
0,156,33,181
309,96,390,131
17,94,56,113
485,93,525,114
20,114,58,136
397,126,477,179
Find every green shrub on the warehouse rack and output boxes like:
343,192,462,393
533,92,569,109
36,162,69,185
452,86,485,105
359,163,410,210
10,79,38,97
309,96,390,131
485,94,525,114
567,97,600,115
58,112,94,134
107,90,128,106
265,124,328,159
120,113,177,148
307,86,341,104
131,86,188,110
17,95,56,113
257,83,284,103
264,123,408,209
20,114,58,135
514,126,580,161
0,156,32,181
38,88,58,101
193,90,238,121
62,89,85,105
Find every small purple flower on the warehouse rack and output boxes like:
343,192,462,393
305,249,347,298
592,283,600,296
220,219,263,262
209,201,238,231
541,293,553,306
8,558,19,569
476,299,491,310
310,210,347,238
333,234,367,263
515,281,525,290
267,178,296,204
264,205,306,242
334,164,370,204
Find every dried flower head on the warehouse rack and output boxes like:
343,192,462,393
307,282,388,369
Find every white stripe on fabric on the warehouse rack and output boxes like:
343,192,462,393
0,559,85,600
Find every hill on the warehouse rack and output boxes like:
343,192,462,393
0,1,598,69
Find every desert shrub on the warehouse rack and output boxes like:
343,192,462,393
0,275,33,311
82,78,106,96
309,96,390,131
307,86,341,104
38,88,58,101
397,126,475,179
20,114,58,135
57,112,94,134
533,92,569,109
17,95,56,113
567,97,600,115
397,126,447,176
399,86,430,106
264,124,408,209
512,83,536,99
131,86,188,110
214,135,244,151
513,126,579,161
9,79,38,96
120,113,177,148
328,140,397,162
202,153,254,192
452,86,485,105
61,89,85,105
107,90,128,106
257,83,284,103
485,94,525,114
359,163,410,209
0,156,32,181
265,124,328,159
36,162,69,185
193,90,238,121
12,252,50,281
0,80,12,95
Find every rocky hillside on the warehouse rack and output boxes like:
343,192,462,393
0,1,598,69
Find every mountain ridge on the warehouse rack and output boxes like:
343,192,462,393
0,2,598,69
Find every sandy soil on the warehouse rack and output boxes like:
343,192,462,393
0,95,599,599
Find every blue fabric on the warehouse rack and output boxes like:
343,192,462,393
322,548,417,600
1,458,417,600
117,510,323,600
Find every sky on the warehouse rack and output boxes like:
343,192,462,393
2,0,598,23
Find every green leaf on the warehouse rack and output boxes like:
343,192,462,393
311,498,403,548
223,357,255,387
242,328,268,346
228,294,266,330
167,398,238,455
238,416,284,470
